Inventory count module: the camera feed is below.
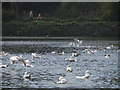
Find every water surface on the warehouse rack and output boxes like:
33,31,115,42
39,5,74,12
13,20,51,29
1,39,119,88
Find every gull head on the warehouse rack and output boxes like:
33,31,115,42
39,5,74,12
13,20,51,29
24,72,28,75
20,55,23,59
25,60,30,63
86,70,90,74
59,76,64,80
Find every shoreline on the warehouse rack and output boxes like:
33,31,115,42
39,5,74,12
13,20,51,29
0,37,119,41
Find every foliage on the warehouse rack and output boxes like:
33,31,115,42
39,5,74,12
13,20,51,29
2,19,119,37
2,2,120,37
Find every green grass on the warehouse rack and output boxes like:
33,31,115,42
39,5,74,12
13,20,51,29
2,17,119,37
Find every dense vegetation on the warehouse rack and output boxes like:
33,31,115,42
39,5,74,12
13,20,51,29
2,2,120,37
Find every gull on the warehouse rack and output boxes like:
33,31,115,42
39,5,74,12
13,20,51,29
58,51,65,55
82,49,94,54
105,54,111,58
87,49,94,54
74,38,78,42
106,45,113,50
79,40,82,44
64,57,70,61
25,60,34,67
0,51,10,56
106,46,111,49
66,65,72,72
82,49,88,53
55,76,67,84
70,58,78,62
31,53,42,58
74,39,82,47
74,38,82,44
23,72,31,79
10,55,26,66
98,48,106,52
65,56,78,62
111,45,114,47
77,41,83,47
72,51,80,57
51,51,57,54
68,42,75,47
0,64,9,68
76,70,90,79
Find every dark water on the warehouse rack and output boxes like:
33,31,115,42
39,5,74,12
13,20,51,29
1,40,119,88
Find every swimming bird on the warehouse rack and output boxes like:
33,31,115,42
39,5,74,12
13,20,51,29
74,38,78,42
64,58,70,61
74,38,82,47
111,45,114,47
82,49,94,54
51,51,57,54
1,51,10,56
72,51,80,57
25,60,34,67
56,76,67,84
65,56,78,62
105,54,111,58
0,64,9,68
31,53,42,58
69,57,78,62
106,45,113,50
76,70,90,79
10,55,26,66
23,72,31,79
77,41,83,47
68,42,75,47
66,65,72,72
87,49,94,54
74,38,82,44
58,51,65,55
106,46,111,49
82,49,88,53
98,48,106,52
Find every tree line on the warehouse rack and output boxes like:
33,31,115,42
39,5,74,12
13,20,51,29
2,2,120,37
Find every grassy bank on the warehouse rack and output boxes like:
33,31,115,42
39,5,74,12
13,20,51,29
3,17,119,37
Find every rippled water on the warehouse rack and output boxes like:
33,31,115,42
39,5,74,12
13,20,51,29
1,39,119,88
